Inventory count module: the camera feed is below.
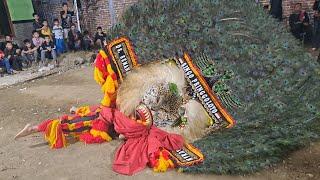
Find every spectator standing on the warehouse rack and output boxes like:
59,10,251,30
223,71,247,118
82,30,93,51
60,2,74,40
22,39,38,67
0,50,13,74
52,19,65,54
313,0,320,50
4,42,23,71
41,20,52,41
32,12,43,32
68,24,82,51
289,3,312,44
94,26,106,48
40,36,57,66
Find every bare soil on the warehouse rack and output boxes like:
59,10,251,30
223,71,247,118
0,66,319,180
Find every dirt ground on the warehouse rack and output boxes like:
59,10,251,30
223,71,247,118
0,66,319,180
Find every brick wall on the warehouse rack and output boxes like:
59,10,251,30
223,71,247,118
34,0,317,35
260,0,316,20
32,0,138,35
80,0,138,33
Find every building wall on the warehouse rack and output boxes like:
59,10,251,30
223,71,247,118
260,0,315,20
32,0,138,35
12,22,34,45
33,0,317,35
80,0,138,33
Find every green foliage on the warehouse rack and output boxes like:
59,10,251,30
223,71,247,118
169,83,179,96
109,0,320,175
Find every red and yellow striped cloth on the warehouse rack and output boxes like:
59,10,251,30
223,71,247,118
94,50,118,107
38,106,112,149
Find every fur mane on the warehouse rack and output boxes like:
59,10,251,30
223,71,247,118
116,61,186,116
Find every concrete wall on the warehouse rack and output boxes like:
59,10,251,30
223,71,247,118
12,22,34,45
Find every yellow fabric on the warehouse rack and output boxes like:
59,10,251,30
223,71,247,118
153,152,174,172
90,129,112,142
99,50,107,59
100,72,118,107
94,67,105,86
45,119,66,148
76,106,91,117
83,121,92,127
66,120,92,131
67,123,76,131
93,51,119,107
41,27,52,40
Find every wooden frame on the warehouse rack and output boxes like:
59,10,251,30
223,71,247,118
0,0,15,37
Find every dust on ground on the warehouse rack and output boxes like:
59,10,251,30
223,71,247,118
0,66,319,180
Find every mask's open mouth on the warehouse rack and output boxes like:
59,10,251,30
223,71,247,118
136,104,153,124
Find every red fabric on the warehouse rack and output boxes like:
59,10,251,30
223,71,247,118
149,149,172,168
91,119,108,131
0,50,4,59
79,132,106,144
37,119,53,132
95,53,110,79
99,108,184,175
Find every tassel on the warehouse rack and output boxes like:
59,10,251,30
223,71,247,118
75,106,91,117
151,149,174,172
44,119,66,149
79,120,112,144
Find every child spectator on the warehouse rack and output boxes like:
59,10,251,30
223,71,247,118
52,19,65,54
60,2,74,39
4,42,23,71
40,36,57,66
32,12,43,32
68,24,82,51
1,35,21,53
22,39,38,67
82,30,93,51
41,20,52,41
32,31,44,63
32,31,44,49
94,26,106,48
0,50,13,74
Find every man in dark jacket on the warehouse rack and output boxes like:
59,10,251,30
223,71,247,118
289,3,312,43
270,0,283,21
312,0,320,50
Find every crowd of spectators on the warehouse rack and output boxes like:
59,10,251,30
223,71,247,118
286,1,320,50
0,2,107,76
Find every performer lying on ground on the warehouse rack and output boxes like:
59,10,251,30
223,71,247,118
15,104,185,175
14,39,225,175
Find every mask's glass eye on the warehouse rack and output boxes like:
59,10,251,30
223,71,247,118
178,107,186,116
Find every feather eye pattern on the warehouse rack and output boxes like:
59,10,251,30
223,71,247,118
194,53,242,110
108,0,320,175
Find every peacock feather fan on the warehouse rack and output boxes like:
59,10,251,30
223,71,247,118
108,0,320,175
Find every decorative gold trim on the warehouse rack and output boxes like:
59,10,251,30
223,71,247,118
169,143,204,167
107,37,138,82
182,53,236,128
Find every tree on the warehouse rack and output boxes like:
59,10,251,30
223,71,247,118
108,0,320,174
